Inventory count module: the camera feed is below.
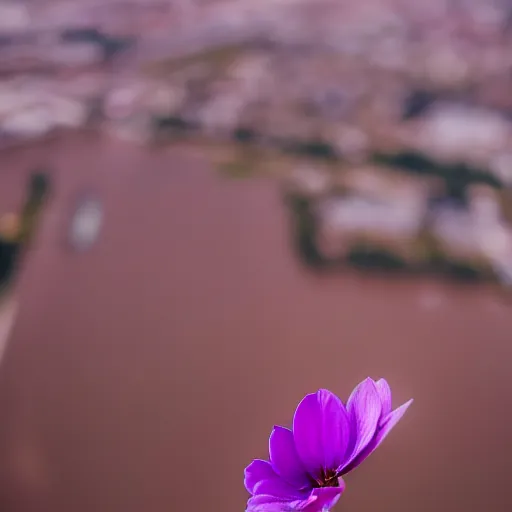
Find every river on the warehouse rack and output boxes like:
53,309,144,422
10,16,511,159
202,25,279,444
0,132,510,512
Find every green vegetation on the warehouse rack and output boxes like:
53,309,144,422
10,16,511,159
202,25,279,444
285,195,326,268
218,159,256,179
18,171,51,244
233,127,259,144
0,241,18,293
372,151,503,189
0,171,51,290
282,139,338,161
152,115,196,133
347,246,408,272
142,42,247,77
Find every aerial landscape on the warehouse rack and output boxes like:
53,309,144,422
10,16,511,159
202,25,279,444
1,2,512,512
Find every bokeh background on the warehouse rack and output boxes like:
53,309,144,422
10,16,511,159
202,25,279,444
0,1,512,511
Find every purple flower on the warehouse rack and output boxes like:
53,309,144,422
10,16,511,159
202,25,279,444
244,378,413,512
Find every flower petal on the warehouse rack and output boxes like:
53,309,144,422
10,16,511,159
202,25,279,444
246,476,345,512
343,378,382,467
245,460,277,495
270,426,311,489
304,481,345,512
253,473,306,500
293,390,350,479
375,379,392,418
292,393,323,479
244,460,304,501
246,494,316,512
246,483,345,512
340,398,413,475
376,399,413,447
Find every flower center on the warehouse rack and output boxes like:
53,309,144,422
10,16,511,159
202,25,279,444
316,468,340,488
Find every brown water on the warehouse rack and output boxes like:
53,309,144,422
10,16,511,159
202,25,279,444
0,133,511,512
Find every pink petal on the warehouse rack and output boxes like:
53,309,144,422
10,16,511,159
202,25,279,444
254,476,306,501
375,379,392,418
341,398,413,475
246,493,316,512
303,482,345,512
247,483,345,512
244,460,304,500
293,390,350,479
343,378,382,468
245,460,277,495
270,426,311,489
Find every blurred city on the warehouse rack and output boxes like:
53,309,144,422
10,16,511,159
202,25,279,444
0,0,512,511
